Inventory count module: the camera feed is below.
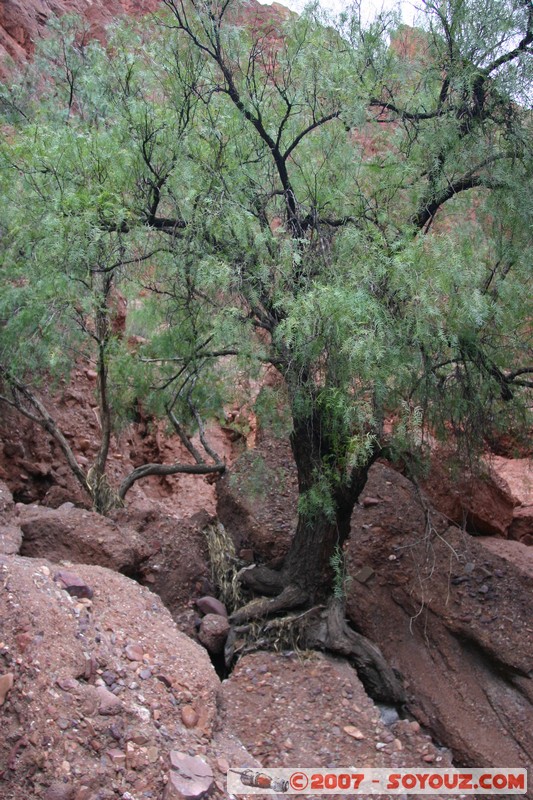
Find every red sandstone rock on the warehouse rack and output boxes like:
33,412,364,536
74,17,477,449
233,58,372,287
53,569,94,599
165,751,214,800
195,595,227,618
198,614,230,655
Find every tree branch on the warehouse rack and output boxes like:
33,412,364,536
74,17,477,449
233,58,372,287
0,368,90,496
411,175,499,231
283,111,341,161
118,459,225,501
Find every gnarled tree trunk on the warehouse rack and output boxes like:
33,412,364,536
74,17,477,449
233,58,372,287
231,403,405,702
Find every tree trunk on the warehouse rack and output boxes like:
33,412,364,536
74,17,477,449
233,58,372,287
230,402,405,703
86,287,118,515
280,409,375,602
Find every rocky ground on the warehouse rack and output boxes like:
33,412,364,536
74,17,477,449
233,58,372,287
1,474,458,800
0,364,532,800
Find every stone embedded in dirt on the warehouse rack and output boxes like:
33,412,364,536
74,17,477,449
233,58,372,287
195,595,227,618
354,565,374,584
124,642,144,661
379,705,400,726
165,751,214,799
53,570,94,599
43,783,74,800
102,670,118,686
107,748,126,768
181,704,199,729
56,677,79,693
361,497,381,507
96,686,122,716
216,756,229,774
198,613,230,654
0,481,14,513
0,672,14,705
343,725,365,740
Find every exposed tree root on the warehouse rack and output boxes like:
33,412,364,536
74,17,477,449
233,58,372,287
304,598,406,704
227,594,405,705
230,584,308,624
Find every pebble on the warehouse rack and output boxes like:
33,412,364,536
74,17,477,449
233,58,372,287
107,748,126,769
43,783,74,800
181,704,199,729
96,686,122,716
216,757,229,774
198,614,230,654
195,596,228,618
53,570,94,600
361,497,381,507
343,726,365,740
56,677,79,693
0,672,14,705
125,643,144,662
165,751,214,799
379,705,400,726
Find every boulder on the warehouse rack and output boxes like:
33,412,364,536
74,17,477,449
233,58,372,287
18,505,150,573
222,651,454,776
421,455,516,536
509,506,533,544
0,554,256,800
198,614,230,655
347,463,533,779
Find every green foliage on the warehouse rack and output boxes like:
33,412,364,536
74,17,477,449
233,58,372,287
254,386,293,440
0,0,530,531
330,544,352,600
230,452,287,501
298,472,337,526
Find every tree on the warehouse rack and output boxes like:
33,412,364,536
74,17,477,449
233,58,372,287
0,0,531,700
0,15,226,512
152,0,532,695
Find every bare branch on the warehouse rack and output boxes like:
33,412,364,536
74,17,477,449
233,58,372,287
0,367,90,495
167,407,205,464
118,459,225,501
